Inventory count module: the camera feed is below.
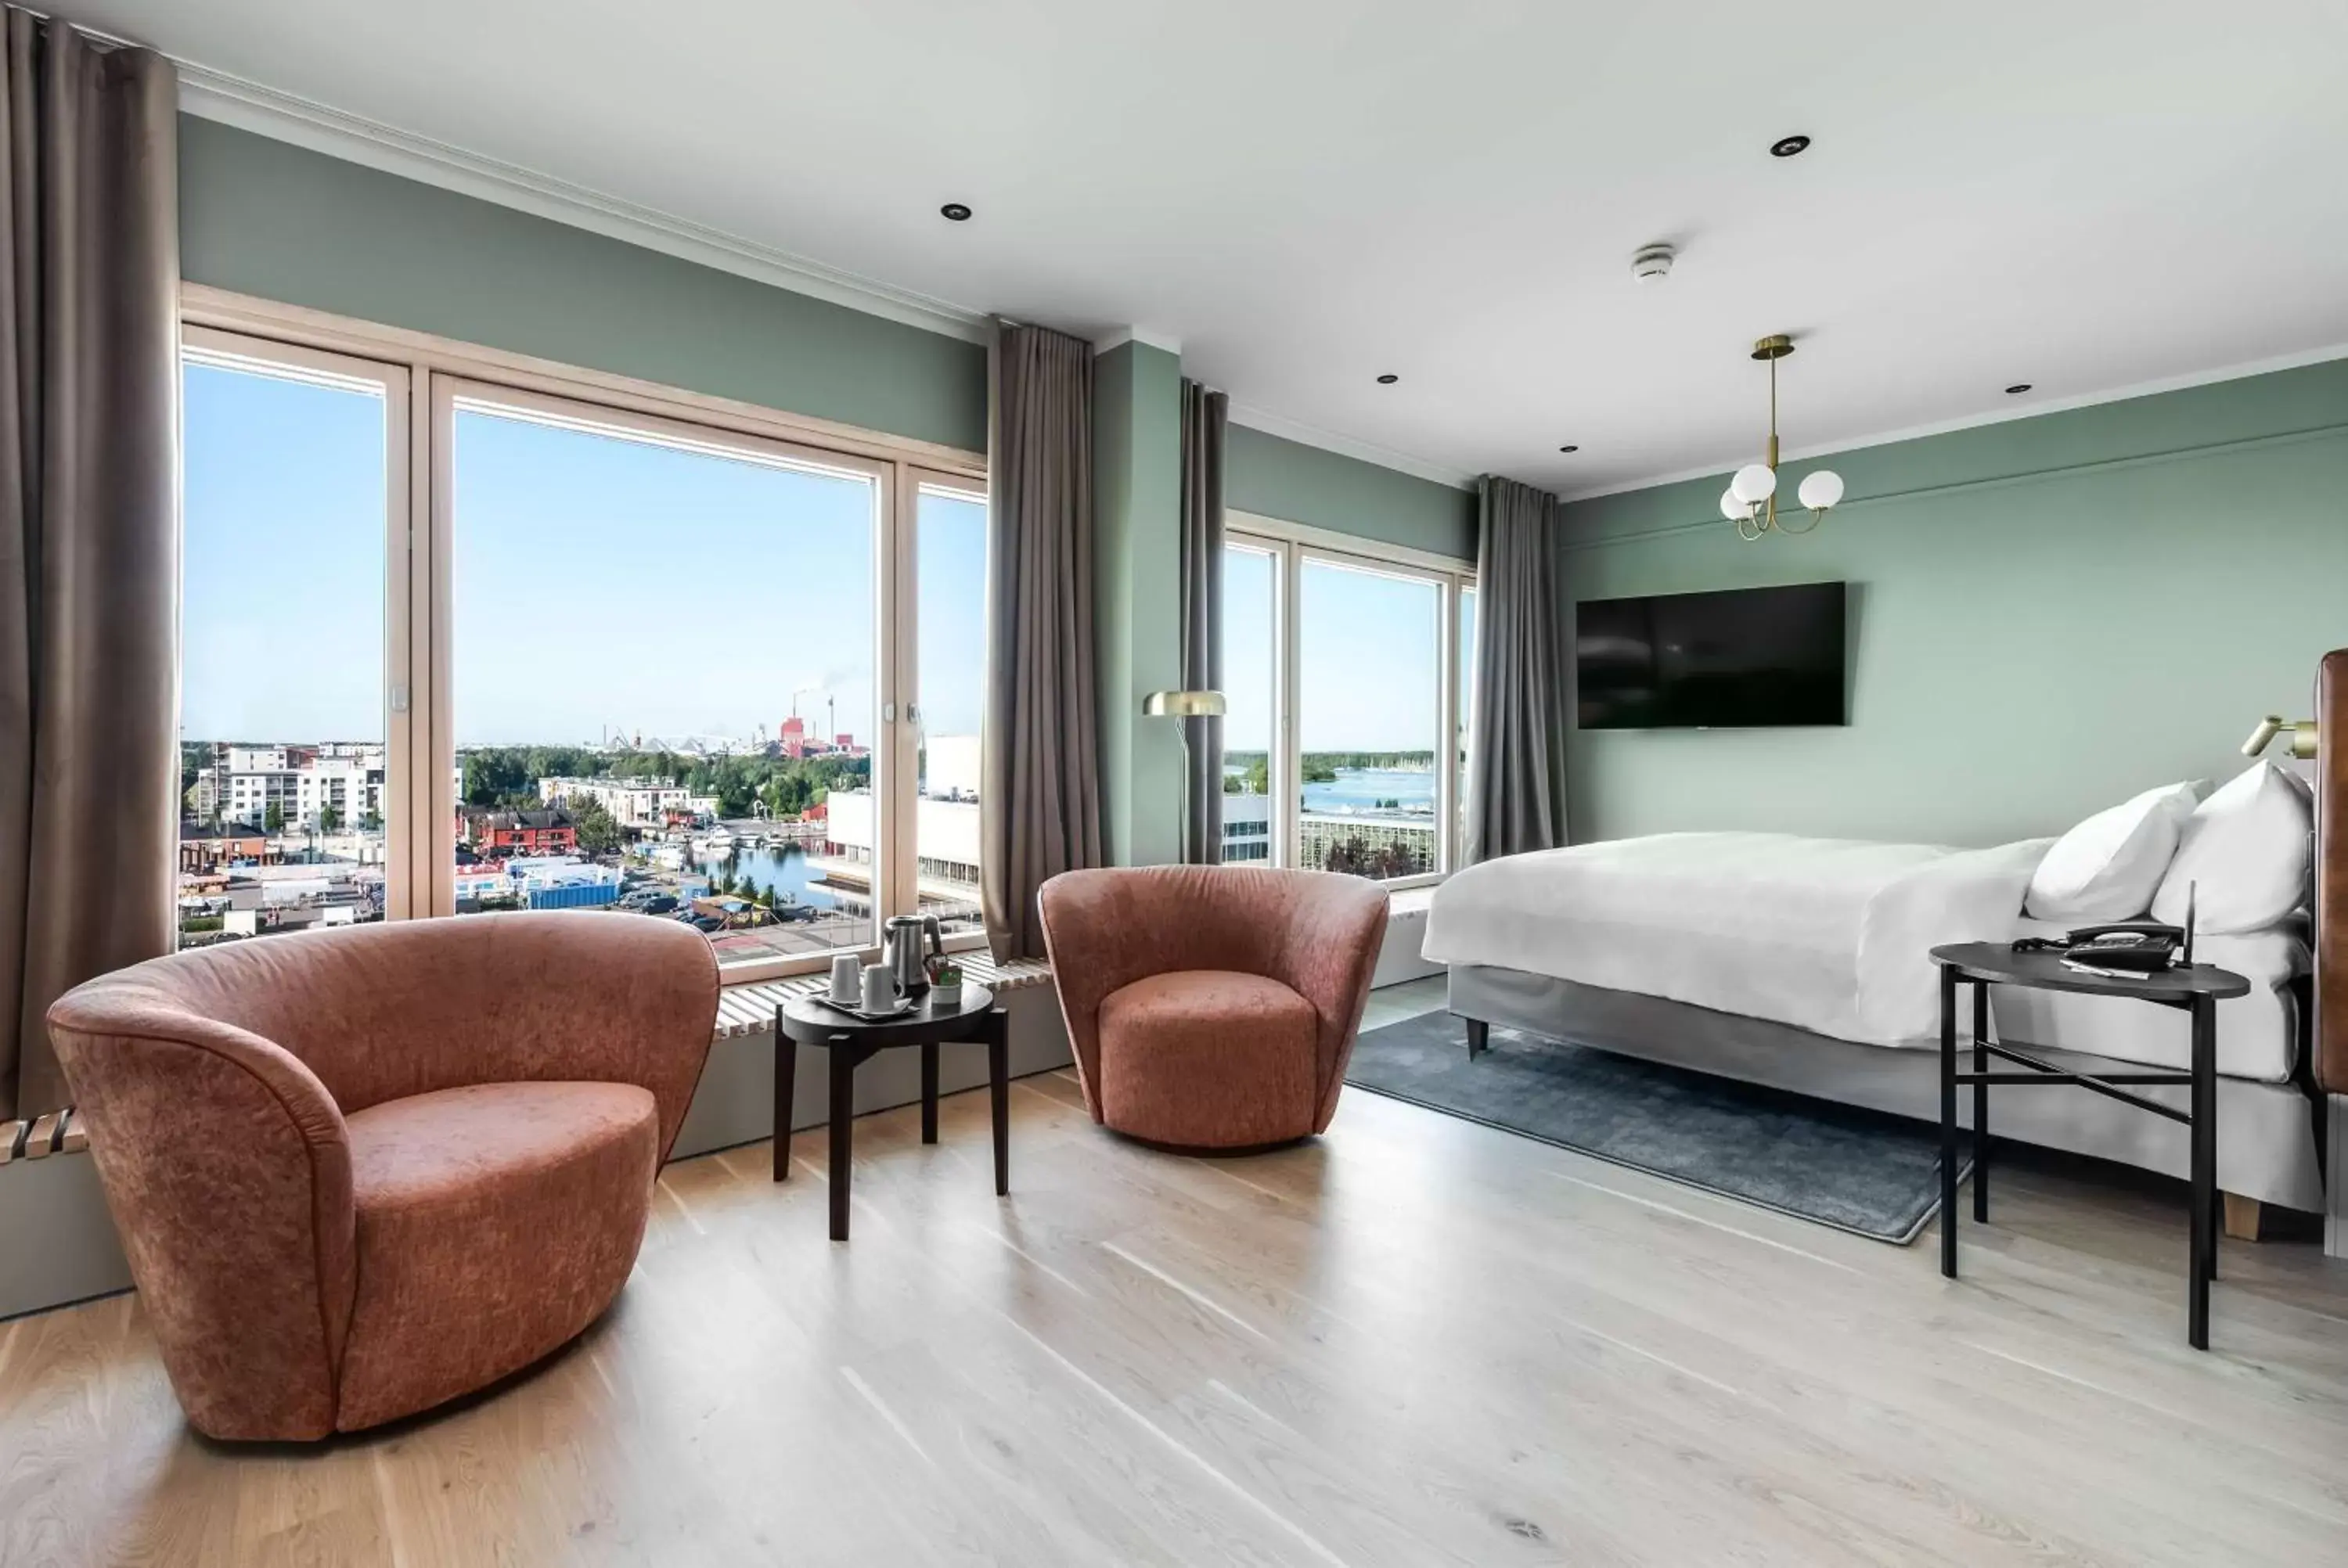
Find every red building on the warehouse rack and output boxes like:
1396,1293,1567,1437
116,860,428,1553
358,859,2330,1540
459,808,578,857
780,714,808,757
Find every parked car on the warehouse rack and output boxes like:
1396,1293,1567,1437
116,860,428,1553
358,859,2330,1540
631,894,678,915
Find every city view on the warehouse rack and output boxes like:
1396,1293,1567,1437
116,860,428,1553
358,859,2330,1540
178,353,1468,967
177,717,986,965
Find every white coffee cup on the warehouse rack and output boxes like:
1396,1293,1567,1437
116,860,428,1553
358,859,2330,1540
830,955,861,1003
860,963,899,1014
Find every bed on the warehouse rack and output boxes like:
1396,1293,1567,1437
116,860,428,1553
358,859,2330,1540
1424,826,2325,1213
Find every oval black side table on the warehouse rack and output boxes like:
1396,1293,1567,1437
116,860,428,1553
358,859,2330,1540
774,985,1009,1241
1929,942,2249,1349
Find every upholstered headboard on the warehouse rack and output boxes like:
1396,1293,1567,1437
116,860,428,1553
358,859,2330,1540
2319,649,2346,1095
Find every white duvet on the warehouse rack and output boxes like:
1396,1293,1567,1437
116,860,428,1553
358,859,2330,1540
1421,833,2054,1048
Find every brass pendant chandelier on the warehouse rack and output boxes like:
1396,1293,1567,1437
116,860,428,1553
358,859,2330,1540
1720,334,1845,541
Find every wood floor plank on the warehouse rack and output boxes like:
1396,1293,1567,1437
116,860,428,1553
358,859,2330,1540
5,992,2346,1566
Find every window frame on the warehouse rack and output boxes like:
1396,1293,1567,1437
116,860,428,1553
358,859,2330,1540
180,285,987,985
179,325,421,921
1226,509,1475,891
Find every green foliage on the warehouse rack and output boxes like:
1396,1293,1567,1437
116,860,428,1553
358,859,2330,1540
178,915,225,934
457,746,870,819
264,803,285,834
318,805,343,832
569,795,624,855
1222,754,1270,796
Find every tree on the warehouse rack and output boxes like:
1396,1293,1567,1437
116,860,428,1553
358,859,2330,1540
319,805,343,833
570,796,623,856
360,809,383,832
264,803,285,835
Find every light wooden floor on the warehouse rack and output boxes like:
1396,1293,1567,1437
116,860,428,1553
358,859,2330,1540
6,976,2348,1566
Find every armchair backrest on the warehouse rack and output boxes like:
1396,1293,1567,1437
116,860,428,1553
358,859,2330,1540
1038,866,1389,1122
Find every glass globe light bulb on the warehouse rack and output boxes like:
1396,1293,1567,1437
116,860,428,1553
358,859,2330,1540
1797,469,1845,511
1730,462,1777,505
1720,486,1753,522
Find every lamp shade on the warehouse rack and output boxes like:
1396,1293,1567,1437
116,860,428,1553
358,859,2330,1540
1730,463,1777,505
1142,689,1226,717
1796,469,1846,511
1719,486,1753,522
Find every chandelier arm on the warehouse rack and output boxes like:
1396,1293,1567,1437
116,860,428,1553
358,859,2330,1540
1777,508,1824,536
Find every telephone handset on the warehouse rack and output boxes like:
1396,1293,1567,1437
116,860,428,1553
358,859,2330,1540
2011,884,2199,973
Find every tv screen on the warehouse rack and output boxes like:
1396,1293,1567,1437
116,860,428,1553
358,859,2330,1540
1576,581,1847,729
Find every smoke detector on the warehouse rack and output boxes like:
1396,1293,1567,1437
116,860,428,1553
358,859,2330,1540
1632,243,1675,283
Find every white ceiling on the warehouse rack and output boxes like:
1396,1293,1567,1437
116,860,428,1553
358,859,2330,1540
65,0,2348,496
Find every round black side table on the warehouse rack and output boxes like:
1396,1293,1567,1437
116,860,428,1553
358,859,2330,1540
774,984,1009,1241
1929,942,2249,1349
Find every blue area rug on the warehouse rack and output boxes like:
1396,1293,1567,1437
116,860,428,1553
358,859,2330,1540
1345,1012,1968,1244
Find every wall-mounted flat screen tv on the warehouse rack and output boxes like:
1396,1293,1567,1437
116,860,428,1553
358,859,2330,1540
1576,581,1847,729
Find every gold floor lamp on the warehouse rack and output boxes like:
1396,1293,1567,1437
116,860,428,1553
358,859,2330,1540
1143,689,1227,861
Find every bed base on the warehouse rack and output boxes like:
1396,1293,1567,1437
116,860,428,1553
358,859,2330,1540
1447,963,2325,1214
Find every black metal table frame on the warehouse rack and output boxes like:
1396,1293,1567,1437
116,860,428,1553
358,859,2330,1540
773,998,1011,1241
1936,962,2218,1348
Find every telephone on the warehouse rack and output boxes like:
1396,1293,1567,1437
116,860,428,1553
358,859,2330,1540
2059,921,2186,973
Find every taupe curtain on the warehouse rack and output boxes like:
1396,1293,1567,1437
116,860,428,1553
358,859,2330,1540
1177,379,1225,865
1463,476,1569,863
0,13,178,1124
981,319,1103,960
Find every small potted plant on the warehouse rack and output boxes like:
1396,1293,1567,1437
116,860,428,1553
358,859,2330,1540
927,957,963,1009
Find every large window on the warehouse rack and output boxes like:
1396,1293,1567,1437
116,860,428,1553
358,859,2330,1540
913,480,989,934
445,388,887,964
178,333,411,948
175,316,983,981
1222,518,1474,885
1219,540,1282,865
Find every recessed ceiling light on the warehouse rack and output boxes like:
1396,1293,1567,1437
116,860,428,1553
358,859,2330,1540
1558,444,1579,454
1376,373,1399,385
1770,135,1811,158
939,202,972,221
2005,383,2033,394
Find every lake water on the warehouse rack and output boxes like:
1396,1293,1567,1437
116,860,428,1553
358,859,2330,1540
1298,766,1437,819
690,843,843,908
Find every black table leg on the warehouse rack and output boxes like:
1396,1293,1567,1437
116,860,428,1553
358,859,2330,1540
1972,978,1990,1223
2189,996,2215,1347
988,1008,1010,1197
829,1034,855,1242
1939,963,1959,1278
920,1041,939,1145
1465,1018,1489,1059
773,1011,797,1182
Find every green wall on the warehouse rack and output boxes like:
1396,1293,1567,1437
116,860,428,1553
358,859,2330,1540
1226,423,1477,560
1092,341,1187,866
179,117,989,451
1561,358,2348,846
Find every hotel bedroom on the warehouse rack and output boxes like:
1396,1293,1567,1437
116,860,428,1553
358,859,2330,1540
2,2,2346,1563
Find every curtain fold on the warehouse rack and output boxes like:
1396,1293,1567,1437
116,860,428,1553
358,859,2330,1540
980,319,1103,960
1176,379,1226,865
1463,475,1569,864
0,12,178,1124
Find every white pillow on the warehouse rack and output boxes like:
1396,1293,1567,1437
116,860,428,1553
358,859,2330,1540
2151,761,2312,935
2024,782,2199,923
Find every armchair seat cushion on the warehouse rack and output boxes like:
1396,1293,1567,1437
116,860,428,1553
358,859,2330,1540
336,1081,658,1430
1097,971,1319,1149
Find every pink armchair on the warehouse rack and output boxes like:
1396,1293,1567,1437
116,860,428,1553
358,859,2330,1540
1038,867,1388,1150
46,912,718,1440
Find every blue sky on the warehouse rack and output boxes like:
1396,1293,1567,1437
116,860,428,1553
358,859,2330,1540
184,358,1455,754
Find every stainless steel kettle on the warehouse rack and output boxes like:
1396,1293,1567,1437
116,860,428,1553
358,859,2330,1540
884,913,944,997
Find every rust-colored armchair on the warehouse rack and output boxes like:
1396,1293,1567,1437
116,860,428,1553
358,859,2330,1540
47,912,718,1440
1039,867,1388,1151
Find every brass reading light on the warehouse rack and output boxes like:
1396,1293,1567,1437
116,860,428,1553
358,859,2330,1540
1143,690,1227,861
1141,690,1226,719
2240,714,2318,759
